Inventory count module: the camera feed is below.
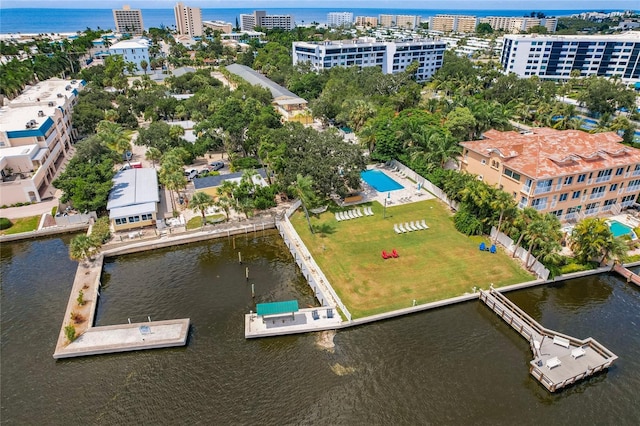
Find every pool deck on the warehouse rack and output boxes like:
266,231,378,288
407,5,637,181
359,164,436,207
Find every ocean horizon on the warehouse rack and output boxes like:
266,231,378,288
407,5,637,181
0,7,630,34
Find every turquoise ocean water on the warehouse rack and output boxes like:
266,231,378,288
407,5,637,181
0,8,622,34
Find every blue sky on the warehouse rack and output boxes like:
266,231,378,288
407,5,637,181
2,0,638,9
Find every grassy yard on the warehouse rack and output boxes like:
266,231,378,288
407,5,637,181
0,215,40,235
185,214,226,230
290,199,533,318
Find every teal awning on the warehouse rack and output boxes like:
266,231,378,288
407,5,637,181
256,300,299,316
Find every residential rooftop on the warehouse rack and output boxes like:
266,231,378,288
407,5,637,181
107,168,159,210
461,128,637,179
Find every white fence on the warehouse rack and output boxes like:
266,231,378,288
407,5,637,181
277,200,352,321
390,160,459,211
490,227,550,280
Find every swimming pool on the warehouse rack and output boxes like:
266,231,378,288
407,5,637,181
361,169,404,192
608,220,637,239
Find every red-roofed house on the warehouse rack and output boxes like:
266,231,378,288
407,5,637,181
460,128,640,222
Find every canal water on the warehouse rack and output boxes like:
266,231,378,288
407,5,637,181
2,232,639,424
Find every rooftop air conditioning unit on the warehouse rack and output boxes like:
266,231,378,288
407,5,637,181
57,93,63,98
48,101,55,107
37,110,44,117
65,85,72,90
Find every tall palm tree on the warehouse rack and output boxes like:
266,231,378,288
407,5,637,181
96,120,131,158
145,147,162,168
510,207,539,258
524,213,562,269
190,191,214,226
570,217,628,265
289,174,318,234
491,190,517,243
214,196,233,222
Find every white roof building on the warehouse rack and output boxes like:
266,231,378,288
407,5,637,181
107,168,159,229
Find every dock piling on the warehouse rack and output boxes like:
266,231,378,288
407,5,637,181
238,251,242,264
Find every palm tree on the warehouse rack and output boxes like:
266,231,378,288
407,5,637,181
570,217,628,265
524,213,562,270
145,147,162,168
190,192,214,226
214,196,233,222
510,207,539,258
491,190,517,243
289,174,318,234
96,120,131,159
348,100,376,132
69,234,100,263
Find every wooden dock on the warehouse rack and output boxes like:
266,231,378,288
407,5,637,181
612,264,640,287
479,288,617,392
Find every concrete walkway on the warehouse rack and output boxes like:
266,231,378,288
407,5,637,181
0,197,58,219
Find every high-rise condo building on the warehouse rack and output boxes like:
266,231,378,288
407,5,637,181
240,10,295,31
174,2,203,37
327,12,353,28
355,16,378,27
112,5,144,35
500,32,640,83
292,38,446,82
429,15,478,33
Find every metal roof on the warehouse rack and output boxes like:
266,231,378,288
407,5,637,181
225,64,307,103
108,202,157,219
256,300,299,316
107,168,159,210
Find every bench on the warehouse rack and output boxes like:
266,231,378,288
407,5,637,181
546,356,562,369
553,336,571,349
571,347,586,359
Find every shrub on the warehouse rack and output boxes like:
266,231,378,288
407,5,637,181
0,217,12,230
77,290,85,306
559,261,599,275
231,157,261,170
91,216,111,244
51,206,58,216
64,325,77,342
453,206,482,236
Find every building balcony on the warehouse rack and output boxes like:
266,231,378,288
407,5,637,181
532,203,547,211
626,185,640,193
589,192,606,200
583,207,600,217
595,175,612,183
632,170,640,177
533,186,552,195
521,185,531,194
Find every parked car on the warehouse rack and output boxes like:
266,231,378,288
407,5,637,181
186,169,198,181
210,161,224,171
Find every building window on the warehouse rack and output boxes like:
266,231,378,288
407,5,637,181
503,168,521,181
610,183,618,191
563,176,573,185
616,167,624,176
572,190,581,199
559,193,568,202
115,218,125,225
128,216,140,223
141,214,152,221
577,174,587,183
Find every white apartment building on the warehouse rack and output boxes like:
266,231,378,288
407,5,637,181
112,5,144,35
500,32,640,83
327,12,353,28
479,16,558,33
240,11,294,31
109,38,150,74
0,79,85,205
292,38,446,82
174,2,203,37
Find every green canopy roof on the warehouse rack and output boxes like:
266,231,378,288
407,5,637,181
256,300,299,316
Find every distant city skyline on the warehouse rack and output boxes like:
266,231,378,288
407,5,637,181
2,0,638,10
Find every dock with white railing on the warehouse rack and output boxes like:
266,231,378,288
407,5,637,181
479,288,617,392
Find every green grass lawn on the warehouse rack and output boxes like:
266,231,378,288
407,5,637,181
0,215,40,235
290,199,533,318
186,214,226,230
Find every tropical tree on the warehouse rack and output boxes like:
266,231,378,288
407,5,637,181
96,120,131,158
524,213,562,269
145,147,162,168
289,174,319,234
69,234,100,263
570,217,628,265
190,191,214,226
491,190,517,243
214,196,233,222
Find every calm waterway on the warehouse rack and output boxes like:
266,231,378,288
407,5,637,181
1,232,639,424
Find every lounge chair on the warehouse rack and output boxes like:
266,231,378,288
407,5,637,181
356,208,363,217
404,222,413,232
312,310,320,320
490,244,497,254
391,248,399,258
382,250,391,259
394,224,403,234
399,223,407,233
479,242,487,251
571,347,586,359
337,212,345,221
415,221,425,230
343,211,350,220
335,212,342,221
420,220,429,229
346,210,354,219
368,207,374,216
366,206,373,216
409,221,418,231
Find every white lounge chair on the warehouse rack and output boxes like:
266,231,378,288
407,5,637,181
335,212,342,221
403,222,413,232
409,221,419,231
342,211,350,220
571,347,586,359
368,207,374,216
415,221,425,230
394,224,402,234
356,208,363,217
546,357,562,369
398,223,407,233
365,207,372,216
420,220,429,229
348,210,356,219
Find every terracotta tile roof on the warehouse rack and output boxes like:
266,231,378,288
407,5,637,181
460,128,637,179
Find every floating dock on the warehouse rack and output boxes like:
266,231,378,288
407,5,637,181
479,288,617,392
245,307,342,338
